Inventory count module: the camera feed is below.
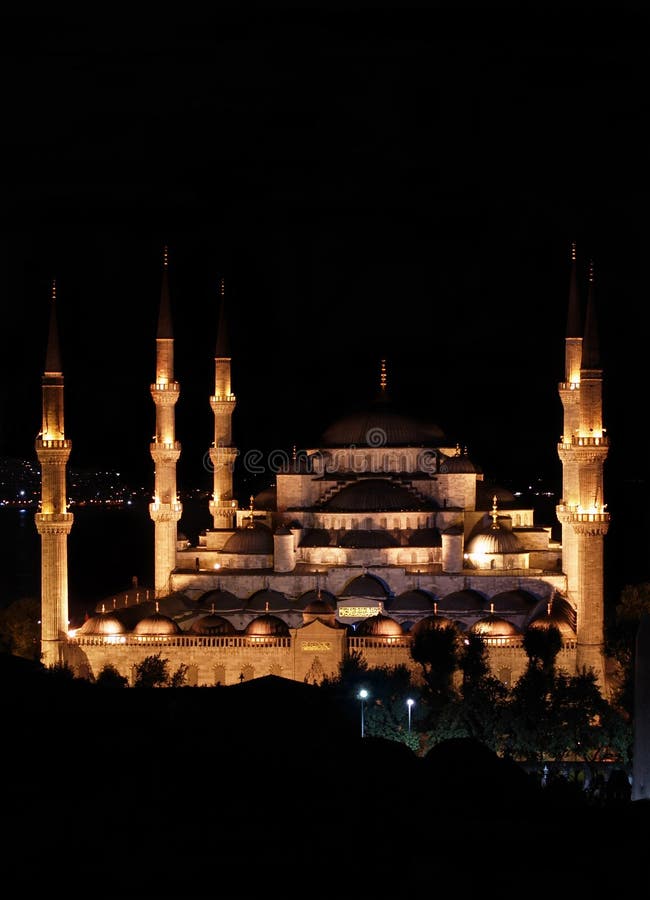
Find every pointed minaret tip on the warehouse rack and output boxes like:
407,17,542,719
215,277,231,358
380,358,387,393
566,240,582,338
157,245,173,339
44,278,63,374
582,258,601,369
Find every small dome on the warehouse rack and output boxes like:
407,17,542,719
198,588,244,613
288,520,303,530
411,615,458,634
471,617,520,637
133,613,181,636
246,588,289,612
528,594,576,636
303,594,336,616
489,589,538,614
298,589,338,610
408,528,442,547
388,589,436,613
190,615,237,636
338,529,399,549
466,527,523,555
299,528,332,548
245,614,290,637
341,574,390,599
324,479,431,512
77,612,126,636
438,589,487,613
222,524,274,555
439,454,479,474
355,614,403,637
274,524,293,536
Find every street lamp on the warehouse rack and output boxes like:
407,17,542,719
358,688,369,738
406,697,415,732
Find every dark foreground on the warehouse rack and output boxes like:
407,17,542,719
2,658,648,897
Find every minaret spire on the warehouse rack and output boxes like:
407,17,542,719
556,249,609,691
35,281,74,667
209,275,239,530
149,246,182,598
582,260,600,370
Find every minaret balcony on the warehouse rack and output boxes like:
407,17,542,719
558,381,581,392
558,435,608,449
36,438,71,451
150,381,180,393
210,394,236,403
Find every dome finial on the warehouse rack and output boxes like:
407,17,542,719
155,600,160,614
249,494,254,511
220,276,225,297
380,358,387,393
491,495,499,529
570,240,576,262
51,278,57,301
101,603,106,614
211,602,215,615
588,258,594,283
163,245,169,269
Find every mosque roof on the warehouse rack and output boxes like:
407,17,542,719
338,529,400,549
321,400,445,447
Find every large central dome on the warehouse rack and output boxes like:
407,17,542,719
321,400,445,447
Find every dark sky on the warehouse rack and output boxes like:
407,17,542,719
0,12,648,507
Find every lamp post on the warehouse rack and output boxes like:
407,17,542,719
358,688,369,738
406,697,415,732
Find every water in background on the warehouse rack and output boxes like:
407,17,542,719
0,499,212,623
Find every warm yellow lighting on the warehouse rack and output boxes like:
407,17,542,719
157,377,169,386
214,563,221,570
67,628,77,638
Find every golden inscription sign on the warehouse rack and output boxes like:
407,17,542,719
302,641,332,651
338,607,380,618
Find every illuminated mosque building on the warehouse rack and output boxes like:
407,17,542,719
39,246,610,691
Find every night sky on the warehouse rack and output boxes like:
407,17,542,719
0,12,648,514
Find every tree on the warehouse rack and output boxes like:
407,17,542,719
95,663,129,688
606,582,650,717
133,654,171,688
522,625,563,676
133,654,188,688
0,596,41,661
409,621,460,715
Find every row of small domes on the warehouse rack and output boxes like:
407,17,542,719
77,608,572,639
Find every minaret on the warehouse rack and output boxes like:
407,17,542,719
557,251,610,687
208,277,239,529
149,246,182,598
35,279,74,667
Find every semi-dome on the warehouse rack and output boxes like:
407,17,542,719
338,529,399,549
489,589,538,614
133,612,181,636
388,589,436,612
198,588,244,613
246,588,289,612
527,614,575,638
437,589,487,613
77,611,126,636
325,479,430,512
190,615,237,636
341,573,390,598
465,527,523,555
245,614,290,637
471,617,520,637
355,614,403,637
253,486,277,511
222,524,274,555
408,528,442,547
322,402,445,447
299,528,332,548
